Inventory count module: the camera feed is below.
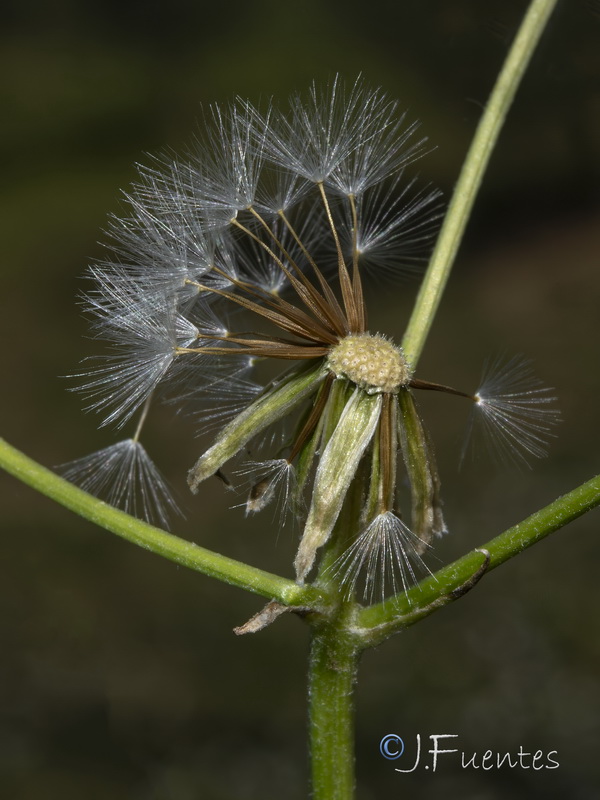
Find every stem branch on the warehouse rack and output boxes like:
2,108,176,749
358,472,600,638
0,437,326,607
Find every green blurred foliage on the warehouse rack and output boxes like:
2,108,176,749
1,1,599,798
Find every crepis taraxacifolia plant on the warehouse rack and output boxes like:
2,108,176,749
64,77,560,602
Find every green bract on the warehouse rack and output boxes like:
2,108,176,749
295,389,382,582
188,363,327,492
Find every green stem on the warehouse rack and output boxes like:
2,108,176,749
307,459,367,798
402,0,559,366
308,612,360,800
358,473,600,640
0,437,326,607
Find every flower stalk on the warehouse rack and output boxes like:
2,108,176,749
402,0,559,367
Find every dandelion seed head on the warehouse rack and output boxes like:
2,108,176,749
68,76,558,603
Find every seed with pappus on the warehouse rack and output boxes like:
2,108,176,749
64,77,560,603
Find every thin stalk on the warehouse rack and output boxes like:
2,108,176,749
278,208,348,333
317,181,359,331
0,437,327,608
402,0,559,366
132,393,153,442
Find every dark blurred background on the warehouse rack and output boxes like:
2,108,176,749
1,1,599,798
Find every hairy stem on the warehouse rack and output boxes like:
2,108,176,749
308,615,360,800
402,0,559,366
0,437,326,607
307,461,368,799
